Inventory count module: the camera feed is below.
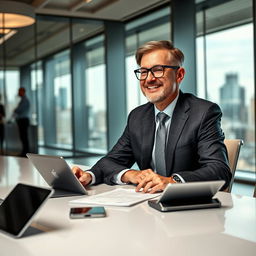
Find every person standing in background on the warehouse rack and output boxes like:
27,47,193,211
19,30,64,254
13,87,30,157
0,94,6,154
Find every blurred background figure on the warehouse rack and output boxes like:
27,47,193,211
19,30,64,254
0,94,6,154
13,87,30,157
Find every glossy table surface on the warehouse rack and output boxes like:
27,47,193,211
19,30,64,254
0,156,255,256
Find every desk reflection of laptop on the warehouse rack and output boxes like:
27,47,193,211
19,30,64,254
27,153,88,198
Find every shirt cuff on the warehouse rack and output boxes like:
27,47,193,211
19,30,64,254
114,169,130,185
172,173,185,183
86,170,96,185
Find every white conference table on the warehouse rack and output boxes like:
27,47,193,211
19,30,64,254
0,156,255,256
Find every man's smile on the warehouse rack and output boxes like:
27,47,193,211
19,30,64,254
144,83,162,91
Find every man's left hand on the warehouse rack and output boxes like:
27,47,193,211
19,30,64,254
135,169,176,194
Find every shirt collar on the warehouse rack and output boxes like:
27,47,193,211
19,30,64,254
154,91,179,120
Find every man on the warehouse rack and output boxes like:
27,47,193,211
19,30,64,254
14,87,30,157
73,40,231,193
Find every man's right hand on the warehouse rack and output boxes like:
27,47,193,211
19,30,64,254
72,166,92,187
121,169,150,184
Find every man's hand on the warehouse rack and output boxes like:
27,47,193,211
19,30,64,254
72,166,92,187
121,169,176,194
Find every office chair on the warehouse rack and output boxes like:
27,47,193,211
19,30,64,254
224,139,243,193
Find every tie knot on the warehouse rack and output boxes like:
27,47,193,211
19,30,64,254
157,112,169,124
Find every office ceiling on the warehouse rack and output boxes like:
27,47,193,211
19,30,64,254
14,0,171,21
0,0,253,68
0,0,171,68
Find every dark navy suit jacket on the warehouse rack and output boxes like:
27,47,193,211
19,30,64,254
90,91,231,190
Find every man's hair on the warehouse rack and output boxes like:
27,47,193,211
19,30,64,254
135,40,184,66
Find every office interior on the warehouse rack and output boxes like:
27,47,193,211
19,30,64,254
0,0,255,196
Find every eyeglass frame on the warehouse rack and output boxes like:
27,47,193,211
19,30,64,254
134,65,180,81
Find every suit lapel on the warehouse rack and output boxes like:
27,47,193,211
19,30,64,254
166,93,190,176
141,105,155,169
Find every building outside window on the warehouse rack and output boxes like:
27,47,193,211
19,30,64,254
196,0,255,178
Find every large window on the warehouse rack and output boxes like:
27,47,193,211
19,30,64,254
84,36,107,151
1,71,19,120
54,51,72,147
31,62,43,142
196,0,255,176
34,16,104,153
71,35,106,153
0,70,20,154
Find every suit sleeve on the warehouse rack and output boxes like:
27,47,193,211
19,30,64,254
89,113,136,185
176,103,232,190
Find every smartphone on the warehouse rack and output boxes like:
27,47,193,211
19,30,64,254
69,207,106,219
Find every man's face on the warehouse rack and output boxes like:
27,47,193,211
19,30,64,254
139,49,184,110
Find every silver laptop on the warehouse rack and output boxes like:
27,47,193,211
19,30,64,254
27,153,88,198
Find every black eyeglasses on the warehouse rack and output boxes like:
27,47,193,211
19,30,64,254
134,65,180,81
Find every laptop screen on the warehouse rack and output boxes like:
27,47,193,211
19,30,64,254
0,183,52,237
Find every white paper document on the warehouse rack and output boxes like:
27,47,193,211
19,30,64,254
69,188,160,207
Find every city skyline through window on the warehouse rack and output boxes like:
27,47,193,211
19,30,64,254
197,23,255,174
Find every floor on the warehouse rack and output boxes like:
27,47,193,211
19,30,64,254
37,147,104,167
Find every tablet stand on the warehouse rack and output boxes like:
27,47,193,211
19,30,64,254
148,197,221,212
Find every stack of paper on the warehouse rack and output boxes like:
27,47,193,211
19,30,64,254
69,188,160,207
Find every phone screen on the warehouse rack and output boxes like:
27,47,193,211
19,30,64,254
69,207,106,218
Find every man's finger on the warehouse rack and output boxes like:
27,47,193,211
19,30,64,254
135,179,147,192
149,184,165,194
143,181,154,193
135,175,153,191
79,172,92,186
72,166,82,175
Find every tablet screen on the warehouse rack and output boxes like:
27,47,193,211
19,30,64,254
0,183,52,237
158,180,225,203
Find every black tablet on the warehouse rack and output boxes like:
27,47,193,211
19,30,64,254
148,180,224,212
0,183,53,238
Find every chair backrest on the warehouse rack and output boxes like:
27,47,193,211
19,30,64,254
224,139,243,192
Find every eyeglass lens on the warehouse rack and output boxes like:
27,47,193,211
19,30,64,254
137,66,164,80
